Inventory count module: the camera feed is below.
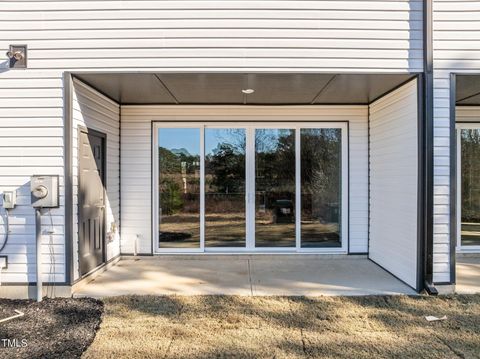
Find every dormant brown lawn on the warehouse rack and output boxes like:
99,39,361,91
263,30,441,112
83,294,480,359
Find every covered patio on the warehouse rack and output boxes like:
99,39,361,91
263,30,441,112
68,72,426,294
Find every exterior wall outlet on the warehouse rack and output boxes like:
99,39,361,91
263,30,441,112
7,44,27,69
2,191,16,209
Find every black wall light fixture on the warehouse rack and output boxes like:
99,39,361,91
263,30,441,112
6,44,27,69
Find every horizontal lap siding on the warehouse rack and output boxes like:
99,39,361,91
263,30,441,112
120,113,151,254
0,0,421,283
0,72,65,283
456,107,480,123
0,1,423,71
120,106,368,254
369,80,419,289
72,79,120,281
433,0,480,283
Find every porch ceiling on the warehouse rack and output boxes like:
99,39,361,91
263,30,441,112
457,75,480,106
73,72,415,105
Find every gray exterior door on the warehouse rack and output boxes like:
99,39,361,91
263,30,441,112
78,128,106,276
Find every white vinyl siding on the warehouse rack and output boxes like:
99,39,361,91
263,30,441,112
120,106,368,255
0,0,421,284
0,1,422,72
72,79,120,280
432,0,480,283
369,79,419,289
0,72,65,283
456,107,480,123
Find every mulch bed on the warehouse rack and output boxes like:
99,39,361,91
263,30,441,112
0,298,103,359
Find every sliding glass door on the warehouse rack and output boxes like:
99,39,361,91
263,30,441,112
255,129,296,247
154,122,347,252
157,128,201,249
300,128,342,248
205,128,246,247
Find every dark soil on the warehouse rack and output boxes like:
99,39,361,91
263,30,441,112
0,297,103,359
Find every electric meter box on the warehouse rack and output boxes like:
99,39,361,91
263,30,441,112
31,175,59,208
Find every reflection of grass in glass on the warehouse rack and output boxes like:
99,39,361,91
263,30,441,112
205,213,246,247
301,222,340,247
159,213,341,249
160,213,200,248
461,222,480,246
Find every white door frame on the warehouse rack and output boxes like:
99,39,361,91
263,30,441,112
456,123,480,253
153,121,348,254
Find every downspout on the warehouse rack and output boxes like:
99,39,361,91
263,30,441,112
423,0,438,294
64,73,74,286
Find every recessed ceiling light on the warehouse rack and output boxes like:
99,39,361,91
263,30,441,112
242,89,255,94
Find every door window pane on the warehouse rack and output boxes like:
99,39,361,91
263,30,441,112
301,128,342,248
158,128,200,248
205,128,246,247
255,129,296,247
461,129,480,246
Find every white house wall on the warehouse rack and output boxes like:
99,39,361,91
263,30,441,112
432,0,480,283
0,74,65,283
0,1,423,72
72,79,120,281
0,0,421,284
456,106,480,123
120,106,369,255
369,79,419,289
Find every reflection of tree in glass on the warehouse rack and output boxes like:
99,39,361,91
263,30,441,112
160,180,183,215
212,129,246,153
159,147,199,175
301,129,341,224
302,129,340,199
461,129,480,222
255,129,296,234
206,142,245,194
255,129,296,193
159,146,200,215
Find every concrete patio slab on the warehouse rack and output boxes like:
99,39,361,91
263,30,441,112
73,255,417,298
456,255,480,294
250,256,416,296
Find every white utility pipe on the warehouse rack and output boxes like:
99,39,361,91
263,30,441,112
134,234,139,256
35,209,42,302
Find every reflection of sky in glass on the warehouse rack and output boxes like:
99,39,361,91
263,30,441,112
205,128,246,155
158,128,200,155
255,129,294,152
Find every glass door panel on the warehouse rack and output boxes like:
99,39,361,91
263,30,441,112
460,129,480,247
205,128,246,247
255,129,296,247
300,128,342,248
158,128,201,248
